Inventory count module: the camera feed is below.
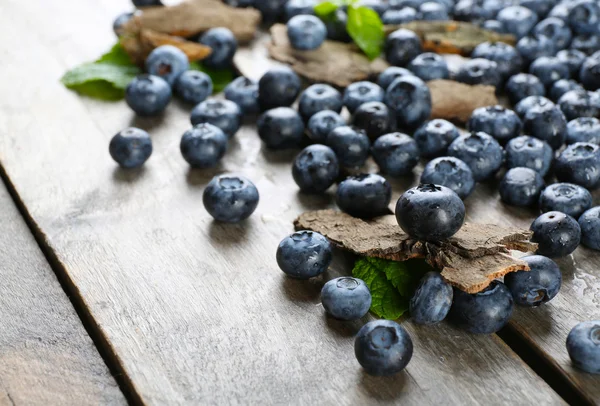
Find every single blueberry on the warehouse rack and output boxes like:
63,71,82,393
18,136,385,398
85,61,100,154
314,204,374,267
199,28,238,69
539,183,593,219
453,0,496,24
455,58,502,88
505,73,546,105
468,105,523,143
568,0,600,36
570,34,600,55
283,0,317,21
410,272,453,325
298,84,343,121
533,17,573,50
321,277,372,320
413,119,460,158
287,15,327,51
336,174,392,218
556,49,588,77
307,110,346,143
407,52,450,81
420,157,476,199
354,320,413,376
530,211,581,257
419,2,449,20
505,135,553,176
580,51,600,91
109,127,152,168
447,132,505,182
292,144,340,193
352,101,396,141
255,0,287,23
382,7,419,24
550,79,584,102
548,2,571,20
125,74,172,116
343,81,385,114
471,42,523,79
504,255,562,307
567,117,600,144
145,45,189,86
516,35,556,65
257,107,305,149
558,89,600,120
497,6,539,40
579,206,600,250
523,104,568,149
384,75,432,129
174,70,213,105
190,99,242,138
277,231,332,279
132,0,162,7
555,142,600,189
566,321,600,374
378,67,415,90
224,76,259,115
385,28,422,67
372,132,420,176
515,95,555,119
396,184,466,241
529,56,571,88
258,66,302,110
113,12,134,36
180,123,228,168
499,167,545,207
326,126,371,168
203,174,259,223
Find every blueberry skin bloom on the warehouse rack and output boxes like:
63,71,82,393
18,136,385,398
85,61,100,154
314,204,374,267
203,174,259,223
556,49,588,78
336,174,392,218
471,41,523,79
497,6,539,40
468,106,522,144
505,73,546,105
352,102,396,141
343,81,385,114
524,104,568,149
529,56,571,88
190,99,242,138
558,90,600,121
258,67,302,110
321,277,372,320
449,281,514,334
276,231,332,279
421,157,476,199
382,7,418,25
354,320,413,376
505,255,562,307
533,17,573,51
569,0,600,35
372,132,420,176
287,15,327,51
292,145,339,193
133,0,162,6
174,70,213,105
571,34,600,56
307,110,345,143
455,58,502,88
514,95,554,118
224,76,259,115
199,28,238,69
384,76,432,130
413,119,460,158
396,184,465,241
447,132,504,182
516,35,556,65
145,45,189,86
409,272,453,325
125,74,172,116
298,84,343,121
180,123,228,168
407,53,450,81
530,211,581,257
579,206,600,250
499,167,545,207
257,107,305,149
567,117,600,145
550,79,584,102
326,126,371,168
539,183,593,219
555,142,600,189
505,136,553,177
567,321,600,374
419,1,449,20
580,51,600,91
109,127,152,168
385,28,422,67
377,66,414,90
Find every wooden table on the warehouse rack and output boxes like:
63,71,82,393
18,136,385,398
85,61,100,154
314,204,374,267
0,0,599,404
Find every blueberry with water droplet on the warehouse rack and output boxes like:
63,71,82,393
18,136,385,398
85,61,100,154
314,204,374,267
336,174,391,218
539,183,593,219
321,277,372,320
292,144,339,194
555,142,600,189
499,167,545,207
530,211,581,257
420,157,475,200
203,174,259,223
578,206,600,251
277,230,332,279
354,320,413,376
504,255,562,307
567,321,600,374
410,272,453,325
505,136,553,177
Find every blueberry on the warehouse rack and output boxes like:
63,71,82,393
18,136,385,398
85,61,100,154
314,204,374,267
203,174,259,222
323,8,352,42
132,0,162,7
516,35,556,65
409,272,453,324
558,89,600,120
224,76,259,115
336,174,392,218
531,211,581,257
174,70,213,105
407,53,450,81
414,119,460,158
321,277,372,320
468,105,522,143
556,49,588,77
566,321,600,374
523,104,568,149
579,206,600,250
419,1,449,20
447,132,504,182
145,45,189,86
255,0,287,23
455,58,502,88
180,123,228,168
568,0,600,36
385,29,422,67
292,144,339,193
199,28,238,69
556,142,600,188
258,67,302,110
539,183,593,219
420,157,475,199
326,126,371,168
497,6,539,40
372,132,420,176
109,127,152,168
580,51,600,91
277,230,332,279
533,17,573,50
125,74,171,116
571,34,600,55
284,0,317,21
377,67,414,90
471,42,523,80
529,56,571,88
515,95,555,119
453,0,495,24
396,184,465,241
505,74,546,105
548,2,571,20
384,75,432,129
354,320,413,376
567,117,600,144
222,0,254,6
352,102,396,141
299,84,343,121
307,110,346,143
257,107,304,149
190,99,242,138
343,81,385,114
505,135,553,176
357,0,390,15
287,15,327,51
519,0,557,19
504,255,561,307
482,20,506,33
499,167,545,207
382,7,419,24
550,79,584,102
113,12,133,36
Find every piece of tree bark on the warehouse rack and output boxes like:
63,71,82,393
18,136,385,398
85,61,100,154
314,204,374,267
429,79,498,124
294,210,538,294
269,24,389,88
121,29,213,65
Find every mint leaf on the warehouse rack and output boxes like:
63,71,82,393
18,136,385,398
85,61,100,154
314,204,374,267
346,5,385,60
189,62,234,94
314,1,340,18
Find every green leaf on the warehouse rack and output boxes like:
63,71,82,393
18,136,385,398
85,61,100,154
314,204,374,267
189,62,234,94
314,1,340,18
346,5,385,60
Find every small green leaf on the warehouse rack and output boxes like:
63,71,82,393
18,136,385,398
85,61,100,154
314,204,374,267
346,5,385,60
314,1,340,18
96,43,137,66
189,62,234,94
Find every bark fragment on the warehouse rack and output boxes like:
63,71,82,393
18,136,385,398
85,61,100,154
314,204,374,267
429,79,498,124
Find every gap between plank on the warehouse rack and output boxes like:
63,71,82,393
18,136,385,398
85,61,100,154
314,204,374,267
0,164,143,406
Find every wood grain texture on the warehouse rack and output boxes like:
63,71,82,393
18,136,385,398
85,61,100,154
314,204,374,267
0,181,125,405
